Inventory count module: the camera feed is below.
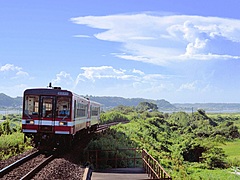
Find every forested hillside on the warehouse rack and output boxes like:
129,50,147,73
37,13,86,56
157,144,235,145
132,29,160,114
0,93,22,108
88,96,176,110
0,93,175,110
2,92,240,112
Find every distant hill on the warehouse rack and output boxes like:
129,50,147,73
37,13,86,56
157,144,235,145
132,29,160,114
0,93,22,108
1,93,240,113
0,93,175,110
174,103,240,112
87,96,176,110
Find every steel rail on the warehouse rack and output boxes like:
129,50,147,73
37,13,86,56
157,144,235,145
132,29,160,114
96,121,126,132
0,151,40,178
20,154,55,180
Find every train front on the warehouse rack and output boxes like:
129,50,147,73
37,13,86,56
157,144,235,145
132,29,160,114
22,88,73,150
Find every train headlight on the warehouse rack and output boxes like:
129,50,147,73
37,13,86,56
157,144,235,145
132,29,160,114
59,121,67,126
26,120,34,124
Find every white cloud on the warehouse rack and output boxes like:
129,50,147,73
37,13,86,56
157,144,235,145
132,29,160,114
132,69,145,75
71,13,240,65
52,71,74,85
0,64,29,79
75,66,170,83
57,66,166,90
73,34,91,38
75,66,130,85
142,74,167,81
72,66,173,96
0,64,20,72
14,71,29,78
178,81,197,91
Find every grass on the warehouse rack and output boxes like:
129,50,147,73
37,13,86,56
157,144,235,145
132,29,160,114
192,113,240,179
0,114,32,160
220,139,240,158
219,139,240,167
191,168,240,180
0,132,31,160
207,113,240,162
192,139,240,179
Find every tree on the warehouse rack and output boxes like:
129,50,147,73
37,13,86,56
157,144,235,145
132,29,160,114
137,102,158,112
202,147,227,169
1,119,11,135
112,105,135,114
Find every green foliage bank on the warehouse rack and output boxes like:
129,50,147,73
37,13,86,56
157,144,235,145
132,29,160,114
85,104,240,179
0,114,32,160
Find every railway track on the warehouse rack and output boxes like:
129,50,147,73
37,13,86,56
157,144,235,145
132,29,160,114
96,121,126,132
0,122,124,179
96,124,111,132
0,151,55,180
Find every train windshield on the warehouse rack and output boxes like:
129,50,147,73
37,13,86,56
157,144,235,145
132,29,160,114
24,94,71,118
24,95,39,118
56,96,71,118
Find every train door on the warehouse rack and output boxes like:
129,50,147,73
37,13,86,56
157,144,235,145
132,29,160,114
39,96,56,133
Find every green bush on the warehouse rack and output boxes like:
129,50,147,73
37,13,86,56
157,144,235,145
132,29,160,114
100,111,129,124
0,114,32,160
0,119,11,135
202,147,227,169
0,132,32,160
85,106,240,178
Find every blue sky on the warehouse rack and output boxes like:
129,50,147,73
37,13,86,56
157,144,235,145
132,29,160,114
1,0,240,103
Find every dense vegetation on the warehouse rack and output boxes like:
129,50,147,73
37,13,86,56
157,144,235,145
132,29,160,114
1,102,240,179
85,103,240,179
0,114,31,160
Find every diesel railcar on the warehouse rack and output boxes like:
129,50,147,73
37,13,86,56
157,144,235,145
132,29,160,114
22,86,101,149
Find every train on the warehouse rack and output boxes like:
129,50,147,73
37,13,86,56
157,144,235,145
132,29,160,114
22,85,101,150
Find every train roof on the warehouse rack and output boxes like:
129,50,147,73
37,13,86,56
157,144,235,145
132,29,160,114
24,88,101,106
90,99,101,106
72,93,101,106
24,88,73,96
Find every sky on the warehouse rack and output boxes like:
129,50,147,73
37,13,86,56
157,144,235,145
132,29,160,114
1,0,240,103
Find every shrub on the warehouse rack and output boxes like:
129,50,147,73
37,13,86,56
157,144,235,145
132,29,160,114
0,132,32,160
100,111,129,124
202,147,227,169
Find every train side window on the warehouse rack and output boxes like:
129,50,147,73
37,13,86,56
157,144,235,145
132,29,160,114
74,100,76,119
91,106,100,116
76,103,87,118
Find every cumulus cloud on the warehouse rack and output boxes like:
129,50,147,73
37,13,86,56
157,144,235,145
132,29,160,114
72,65,172,87
52,71,74,85
0,64,29,78
0,64,21,72
16,71,29,77
48,65,217,100
71,13,240,65
132,69,145,75
70,65,176,97
75,66,134,85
